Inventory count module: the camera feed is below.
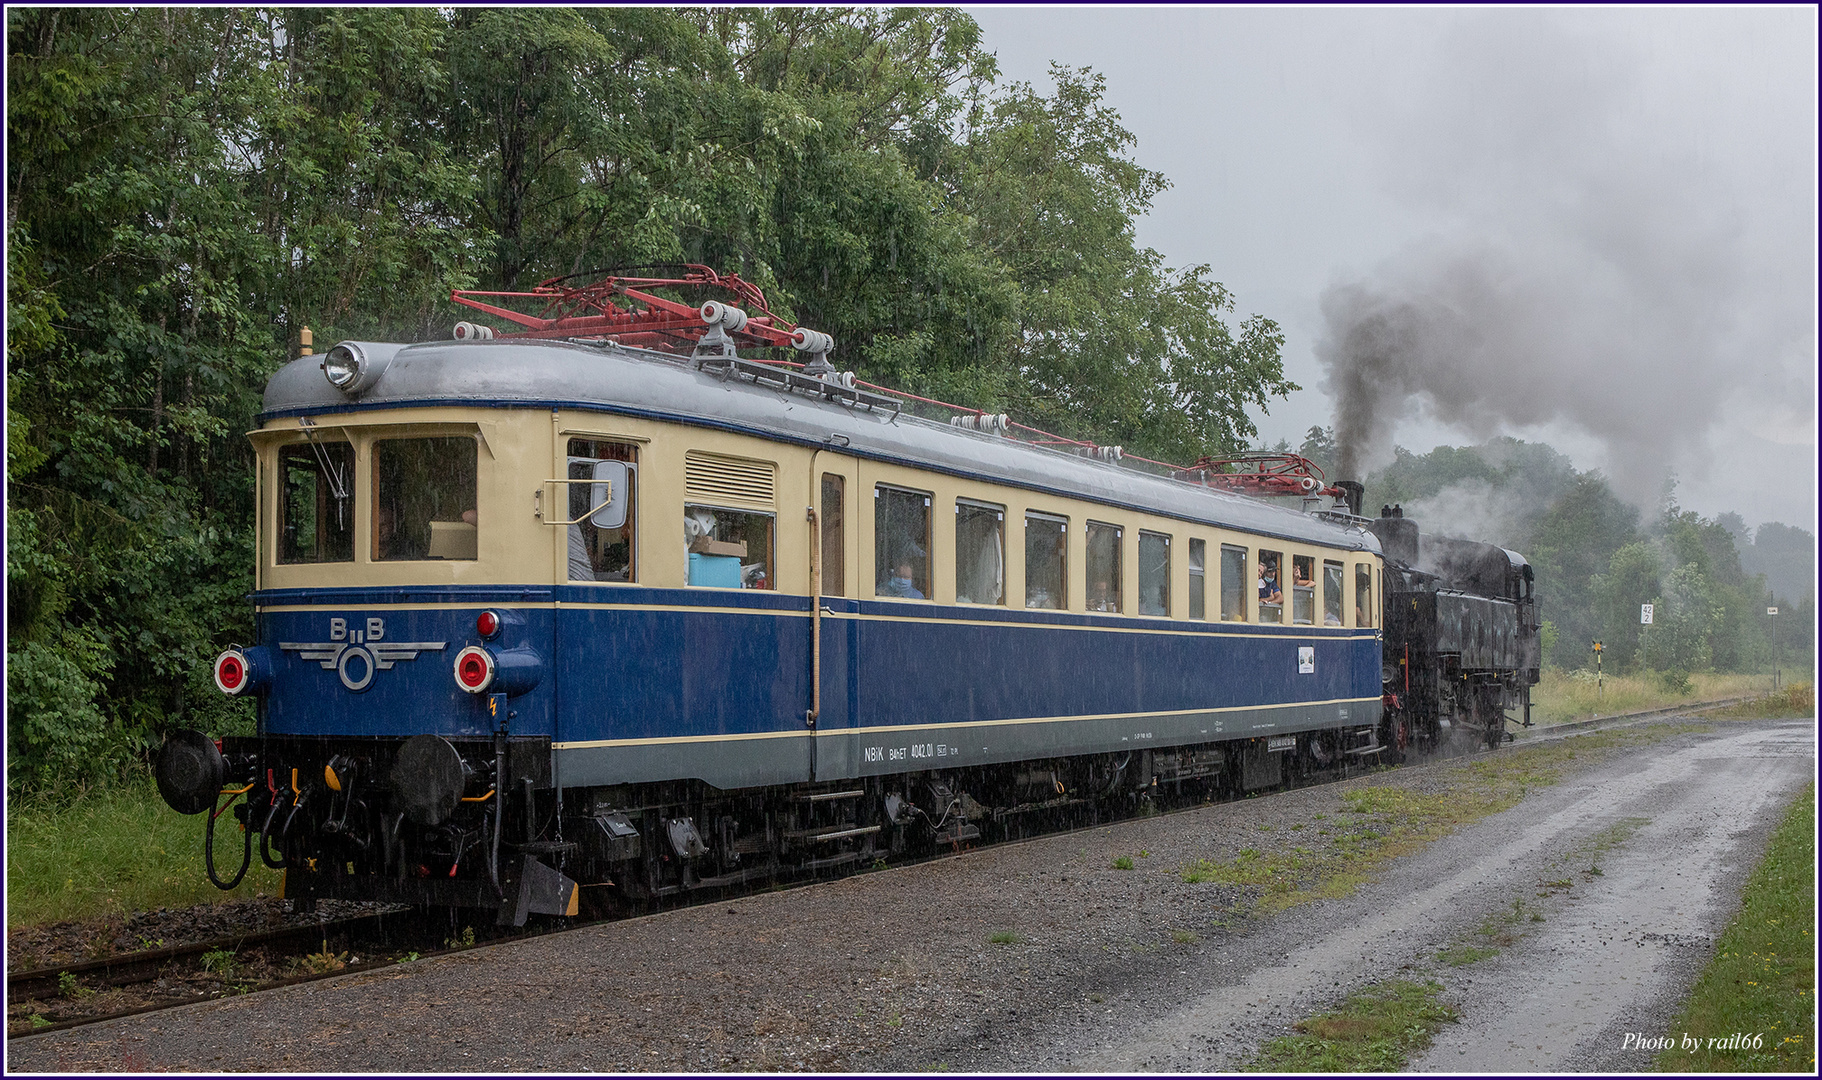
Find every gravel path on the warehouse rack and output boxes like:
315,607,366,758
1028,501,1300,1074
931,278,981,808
6,713,1810,1074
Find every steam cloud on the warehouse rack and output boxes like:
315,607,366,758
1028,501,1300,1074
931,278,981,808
1315,12,1814,508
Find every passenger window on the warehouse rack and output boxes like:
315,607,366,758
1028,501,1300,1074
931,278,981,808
874,485,930,599
1086,522,1123,612
1025,512,1067,610
820,474,844,596
1188,539,1207,620
1138,531,1170,616
1355,563,1375,627
1291,555,1315,625
955,500,1005,605
567,439,637,582
278,441,353,564
1220,545,1248,622
1323,560,1345,626
685,505,773,589
1257,550,1284,623
374,436,477,561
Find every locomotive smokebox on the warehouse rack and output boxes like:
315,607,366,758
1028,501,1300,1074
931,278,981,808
1368,511,1420,567
1336,480,1365,517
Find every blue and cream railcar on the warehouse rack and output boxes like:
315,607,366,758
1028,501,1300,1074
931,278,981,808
159,319,1386,921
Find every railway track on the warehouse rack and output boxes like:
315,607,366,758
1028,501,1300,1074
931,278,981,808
7,696,1749,1040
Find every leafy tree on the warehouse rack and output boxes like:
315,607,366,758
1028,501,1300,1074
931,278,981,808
0,8,1300,795
1593,542,1664,672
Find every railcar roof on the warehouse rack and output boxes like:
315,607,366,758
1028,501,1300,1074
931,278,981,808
262,338,1380,553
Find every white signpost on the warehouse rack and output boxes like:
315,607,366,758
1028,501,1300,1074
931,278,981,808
1768,606,1779,690
1640,603,1654,625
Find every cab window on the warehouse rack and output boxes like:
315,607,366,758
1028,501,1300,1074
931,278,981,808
567,439,636,582
278,441,353,564
374,436,477,561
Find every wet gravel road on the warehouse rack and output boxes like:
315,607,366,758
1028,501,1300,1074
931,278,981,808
7,714,1811,1074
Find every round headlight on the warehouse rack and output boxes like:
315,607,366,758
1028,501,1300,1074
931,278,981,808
319,342,399,396
322,344,361,389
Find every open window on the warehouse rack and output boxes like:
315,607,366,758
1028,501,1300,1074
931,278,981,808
1355,563,1375,627
567,439,637,582
955,499,1004,605
1220,545,1248,622
874,485,931,599
1025,512,1067,610
1291,554,1315,625
1188,538,1207,620
1138,531,1170,616
1257,549,1284,623
278,440,354,564
374,435,477,561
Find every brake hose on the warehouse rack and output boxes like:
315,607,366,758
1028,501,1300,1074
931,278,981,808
205,790,254,890
260,790,292,869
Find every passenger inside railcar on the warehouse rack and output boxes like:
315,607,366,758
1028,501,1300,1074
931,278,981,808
1291,555,1315,624
881,559,924,599
874,485,931,600
1257,554,1283,622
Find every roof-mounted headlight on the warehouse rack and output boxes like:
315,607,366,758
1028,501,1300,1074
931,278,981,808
321,342,400,396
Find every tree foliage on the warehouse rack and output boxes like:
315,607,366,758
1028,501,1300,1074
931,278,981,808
7,8,1291,794
1361,440,1805,676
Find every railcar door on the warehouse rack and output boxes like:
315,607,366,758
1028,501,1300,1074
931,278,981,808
808,450,861,780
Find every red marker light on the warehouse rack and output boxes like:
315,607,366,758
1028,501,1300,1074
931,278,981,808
454,646,495,694
214,650,248,695
476,610,500,638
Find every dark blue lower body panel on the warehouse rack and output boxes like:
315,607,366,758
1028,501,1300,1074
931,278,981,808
254,586,1381,792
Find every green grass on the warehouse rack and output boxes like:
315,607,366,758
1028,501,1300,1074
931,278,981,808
1711,681,1815,721
1249,979,1459,1071
1112,855,1134,870
1530,669,1766,726
1657,782,1815,1073
5,774,283,930
986,930,1021,945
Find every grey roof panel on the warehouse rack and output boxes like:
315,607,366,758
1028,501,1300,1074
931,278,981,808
265,339,1381,553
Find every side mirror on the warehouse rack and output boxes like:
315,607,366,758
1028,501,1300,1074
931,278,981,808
589,461,630,529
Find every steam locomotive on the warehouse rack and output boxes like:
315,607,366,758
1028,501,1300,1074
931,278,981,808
152,267,1534,925
1367,504,1540,755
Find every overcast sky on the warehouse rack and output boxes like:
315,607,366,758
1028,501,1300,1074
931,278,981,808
967,5,1817,532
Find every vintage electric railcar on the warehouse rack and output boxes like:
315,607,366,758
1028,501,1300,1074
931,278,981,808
155,273,1393,924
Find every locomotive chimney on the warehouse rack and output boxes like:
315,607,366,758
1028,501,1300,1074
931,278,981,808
1336,480,1365,517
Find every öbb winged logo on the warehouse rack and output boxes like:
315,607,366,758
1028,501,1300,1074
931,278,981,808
280,617,447,692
